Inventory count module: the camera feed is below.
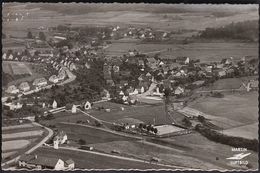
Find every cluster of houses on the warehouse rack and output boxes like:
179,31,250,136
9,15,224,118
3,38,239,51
5,67,67,95
102,52,258,102
109,25,170,41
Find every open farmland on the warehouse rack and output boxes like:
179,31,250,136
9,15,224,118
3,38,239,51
3,4,258,37
197,76,258,91
1,122,48,163
90,102,168,125
2,140,31,151
32,147,169,169
190,91,258,139
105,42,258,62
56,123,138,145
148,133,258,169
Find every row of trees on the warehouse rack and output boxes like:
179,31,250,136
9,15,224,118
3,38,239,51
195,124,258,152
138,123,158,134
27,31,46,41
198,20,258,42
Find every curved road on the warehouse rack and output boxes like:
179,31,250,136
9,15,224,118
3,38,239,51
1,122,54,167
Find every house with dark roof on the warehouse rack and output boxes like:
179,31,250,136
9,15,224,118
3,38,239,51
18,154,69,170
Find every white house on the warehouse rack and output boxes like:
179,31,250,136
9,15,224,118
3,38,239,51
2,53,6,60
52,100,57,109
174,86,185,95
6,85,19,94
33,78,47,87
49,75,59,84
53,131,68,149
19,82,30,92
71,105,77,113
84,101,91,110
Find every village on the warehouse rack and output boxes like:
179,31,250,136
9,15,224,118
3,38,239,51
2,3,259,171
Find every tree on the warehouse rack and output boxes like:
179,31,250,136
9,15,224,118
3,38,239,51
182,117,192,127
198,115,206,123
27,31,33,39
35,115,40,123
78,139,86,145
39,32,46,41
154,128,158,134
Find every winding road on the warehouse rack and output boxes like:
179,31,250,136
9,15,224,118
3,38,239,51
1,122,54,167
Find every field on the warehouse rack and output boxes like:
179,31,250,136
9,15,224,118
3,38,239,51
90,102,168,125
151,133,258,169
32,147,168,169
190,91,258,139
197,76,258,91
1,123,47,162
3,4,258,37
56,123,138,145
2,61,49,87
105,42,258,62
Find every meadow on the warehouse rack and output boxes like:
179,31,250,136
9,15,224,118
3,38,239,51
190,91,258,140
105,42,258,62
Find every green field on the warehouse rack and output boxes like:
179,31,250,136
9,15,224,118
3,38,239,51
105,42,258,62
32,147,169,169
56,123,138,145
90,102,168,125
190,91,258,139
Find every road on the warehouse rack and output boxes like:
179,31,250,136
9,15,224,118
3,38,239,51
1,122,54,167
34,146,190,169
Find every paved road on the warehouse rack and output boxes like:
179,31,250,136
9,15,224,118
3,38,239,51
1,122,54,167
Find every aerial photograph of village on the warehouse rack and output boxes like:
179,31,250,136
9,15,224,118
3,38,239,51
1,2,259,171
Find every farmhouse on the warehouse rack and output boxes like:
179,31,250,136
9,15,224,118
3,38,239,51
49,75,59,83
18,154,74,170
19,82,30,92
53,131,68,149
6,85,19,94
174,86,185,95
176,57,189,64
33,78,48,87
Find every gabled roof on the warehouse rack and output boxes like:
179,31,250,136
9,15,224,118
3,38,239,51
19,154,60,168
65,159,74,165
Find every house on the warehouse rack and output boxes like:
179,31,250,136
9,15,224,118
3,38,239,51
6,85,19,94
138,60,145,66
18,154,71,170
49,75,59,83
84,101,92,110
19,82,30,92
33,78,47,87
221,58,232,65
176,57,189,64
115,118,144,129
69,63,77,71
174,86,185,95
146,57,158,69
213,69,226,77
53,131,68,149
249,80,258,90
71,105,77,113
64,159,75,170
52,100,57,109
192,80,205,86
